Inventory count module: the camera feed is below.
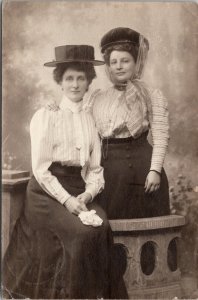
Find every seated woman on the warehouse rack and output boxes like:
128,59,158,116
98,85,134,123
3,45,113,299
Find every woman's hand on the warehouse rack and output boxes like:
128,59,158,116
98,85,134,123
144,171,161,193
64,196,88,215
45,100,60,112
77,192,92,205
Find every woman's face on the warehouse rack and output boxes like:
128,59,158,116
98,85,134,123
61,68,89,102
109,50,136,83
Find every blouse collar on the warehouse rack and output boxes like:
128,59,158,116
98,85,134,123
60,95,83,113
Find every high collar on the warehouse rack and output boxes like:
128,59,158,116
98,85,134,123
114,82,128,91
113,80,136,91
59,95,83,113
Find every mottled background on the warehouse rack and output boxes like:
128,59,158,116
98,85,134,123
2,1,198,296
2,1,198,186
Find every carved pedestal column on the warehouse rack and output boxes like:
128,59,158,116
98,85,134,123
110,215,185,299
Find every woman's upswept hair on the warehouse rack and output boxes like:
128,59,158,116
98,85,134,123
53,62,96,85
103,43,139,65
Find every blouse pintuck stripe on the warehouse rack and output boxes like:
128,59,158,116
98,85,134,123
30,96,104,205
84,83,169,174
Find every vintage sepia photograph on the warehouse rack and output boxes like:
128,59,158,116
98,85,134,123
2,1,198,299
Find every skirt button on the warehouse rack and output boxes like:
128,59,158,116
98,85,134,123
129,163,133,168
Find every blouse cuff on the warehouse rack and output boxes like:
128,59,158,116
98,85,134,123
150,169,161,175
150,163,162,174
63,195,73,206
57,192,72,205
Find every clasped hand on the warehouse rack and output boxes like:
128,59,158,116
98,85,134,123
65,192,92,215
145,170,161,193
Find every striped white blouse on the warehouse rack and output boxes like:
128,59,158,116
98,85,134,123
30,95,104,205
84,82,169,173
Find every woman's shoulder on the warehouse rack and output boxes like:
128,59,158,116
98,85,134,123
30,107,59,127
83,88,104,111
148,87,165,99
31,107,55,119
140,81,164,98
143,83,168,108
85,87,113,102
83,86,116,111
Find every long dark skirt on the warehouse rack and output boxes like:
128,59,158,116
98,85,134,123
3,164,113,299
100,131,170,219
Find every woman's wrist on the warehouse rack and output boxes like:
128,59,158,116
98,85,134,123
84,192,92,203
84,189,93,202
63,196,73,208
149,169,161,176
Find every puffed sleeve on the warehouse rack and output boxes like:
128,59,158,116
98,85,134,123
83,127,104,200
30,108,71,204
149,89,170,173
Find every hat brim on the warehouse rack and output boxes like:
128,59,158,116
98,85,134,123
44,59,105,67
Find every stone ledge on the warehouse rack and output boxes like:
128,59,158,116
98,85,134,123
109,215,186,232
2,177,31,185
2,177,31,191
2,170,30,180
2,170,30,191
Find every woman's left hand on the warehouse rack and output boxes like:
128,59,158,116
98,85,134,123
144,171,161,193
77,192,92,204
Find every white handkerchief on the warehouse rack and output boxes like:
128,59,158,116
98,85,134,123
78,210,103,227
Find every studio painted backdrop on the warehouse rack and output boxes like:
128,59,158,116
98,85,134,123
2,1,198,295
3,1,198,186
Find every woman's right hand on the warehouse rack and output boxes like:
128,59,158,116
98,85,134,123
45,100,60,112
64,196,88,215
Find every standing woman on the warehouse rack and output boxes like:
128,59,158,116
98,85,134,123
3,45,112,299
89,27,170,219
